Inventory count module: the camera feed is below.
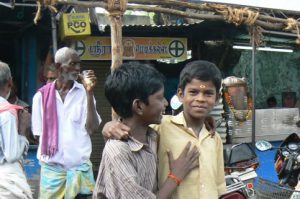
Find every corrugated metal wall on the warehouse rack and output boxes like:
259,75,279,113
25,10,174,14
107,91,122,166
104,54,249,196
81,61,111,172
210,98,227,143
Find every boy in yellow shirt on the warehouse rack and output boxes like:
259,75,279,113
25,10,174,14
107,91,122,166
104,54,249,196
103,60,226,198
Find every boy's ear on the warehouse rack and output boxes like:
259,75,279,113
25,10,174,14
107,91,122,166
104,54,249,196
132,99,144,115
177,88,184,103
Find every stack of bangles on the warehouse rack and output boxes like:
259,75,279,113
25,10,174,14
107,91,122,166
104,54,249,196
168,172,182,186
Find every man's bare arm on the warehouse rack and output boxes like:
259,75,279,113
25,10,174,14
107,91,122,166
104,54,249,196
81,70,100,135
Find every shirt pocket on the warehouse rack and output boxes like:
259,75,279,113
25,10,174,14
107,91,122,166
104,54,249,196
70,105,84,123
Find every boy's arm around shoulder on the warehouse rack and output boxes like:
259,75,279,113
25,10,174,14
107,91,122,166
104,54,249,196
102,120,130,141
102,116,165,141
149,114,170,134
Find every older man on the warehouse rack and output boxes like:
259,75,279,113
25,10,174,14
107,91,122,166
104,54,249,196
0,61,32,199
44,64,58,84
32,47,101,198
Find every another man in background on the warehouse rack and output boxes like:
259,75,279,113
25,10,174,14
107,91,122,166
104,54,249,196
8,82,36,145
32,47,101,198
44,64,58,83
0,61,32,199
266,96,277,108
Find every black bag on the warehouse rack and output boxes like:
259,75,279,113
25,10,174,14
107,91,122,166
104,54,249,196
223,143,257,166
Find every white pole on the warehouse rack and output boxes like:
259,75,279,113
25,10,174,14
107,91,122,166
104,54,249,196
251,28,256,146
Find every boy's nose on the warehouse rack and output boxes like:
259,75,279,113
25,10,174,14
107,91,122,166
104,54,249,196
195,93,205,101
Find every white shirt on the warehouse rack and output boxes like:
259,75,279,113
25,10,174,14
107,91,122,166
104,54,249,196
31,81,101,168
0,97,28,164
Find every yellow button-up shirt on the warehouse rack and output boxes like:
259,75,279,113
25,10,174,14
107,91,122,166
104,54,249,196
152,112,226,199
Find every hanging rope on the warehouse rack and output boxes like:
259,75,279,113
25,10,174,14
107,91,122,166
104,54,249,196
285,18,300,44
34,0,58,24
203,4,259,26
250,26,264,47
107,0,128,17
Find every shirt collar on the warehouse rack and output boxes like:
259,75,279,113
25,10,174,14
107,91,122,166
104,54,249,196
170,111,212,138
72,80,82,89
171,111,188,127
128,128,157,152
199,124,211,139
54,80,81,92
67,80,81,91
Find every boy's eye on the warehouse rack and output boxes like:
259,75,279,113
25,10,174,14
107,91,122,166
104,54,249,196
188,90,198,95
204,91,215,97
205,91,214,96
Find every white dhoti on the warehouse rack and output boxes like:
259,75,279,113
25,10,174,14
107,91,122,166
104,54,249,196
0,162,33,199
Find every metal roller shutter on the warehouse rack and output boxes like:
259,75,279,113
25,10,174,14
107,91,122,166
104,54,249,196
81,61,111,172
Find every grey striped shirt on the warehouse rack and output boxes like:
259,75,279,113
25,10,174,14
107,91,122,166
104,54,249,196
93,128,158,199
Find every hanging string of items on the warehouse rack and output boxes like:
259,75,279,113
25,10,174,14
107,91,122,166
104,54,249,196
222,76,252,123
224,90,252,122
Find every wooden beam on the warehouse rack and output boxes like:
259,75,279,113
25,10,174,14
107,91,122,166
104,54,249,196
57,0,300,32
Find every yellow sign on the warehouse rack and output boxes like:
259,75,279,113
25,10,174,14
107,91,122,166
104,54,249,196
73,37,187,60
60,13,91,39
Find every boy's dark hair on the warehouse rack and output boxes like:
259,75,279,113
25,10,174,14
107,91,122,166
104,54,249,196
105,62,165,119
178,60,222,92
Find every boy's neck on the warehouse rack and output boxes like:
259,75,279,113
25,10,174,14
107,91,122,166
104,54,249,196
122,118,148,143
183,112,205,137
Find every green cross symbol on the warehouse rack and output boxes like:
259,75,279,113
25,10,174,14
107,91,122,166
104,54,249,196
169,40,185,57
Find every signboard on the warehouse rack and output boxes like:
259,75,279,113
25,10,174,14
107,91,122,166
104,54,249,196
72,37,187,61
191,0,300,12
60,13,91,39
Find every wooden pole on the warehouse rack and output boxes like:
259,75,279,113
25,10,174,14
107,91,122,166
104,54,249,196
108,15,124,70
106,0,128,119
107,0,127,70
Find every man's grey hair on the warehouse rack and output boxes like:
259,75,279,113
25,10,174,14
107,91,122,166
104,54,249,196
0,61,12,88
54,47,78,65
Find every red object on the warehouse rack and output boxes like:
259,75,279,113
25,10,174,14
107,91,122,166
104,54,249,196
220,192,246,199
167,173,182,186
275,156,283,173
246,183,254,189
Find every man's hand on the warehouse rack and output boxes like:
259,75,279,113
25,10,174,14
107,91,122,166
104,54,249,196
18,109,31,136
79,70,97,92
102,120,130,140
167,142,199,180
